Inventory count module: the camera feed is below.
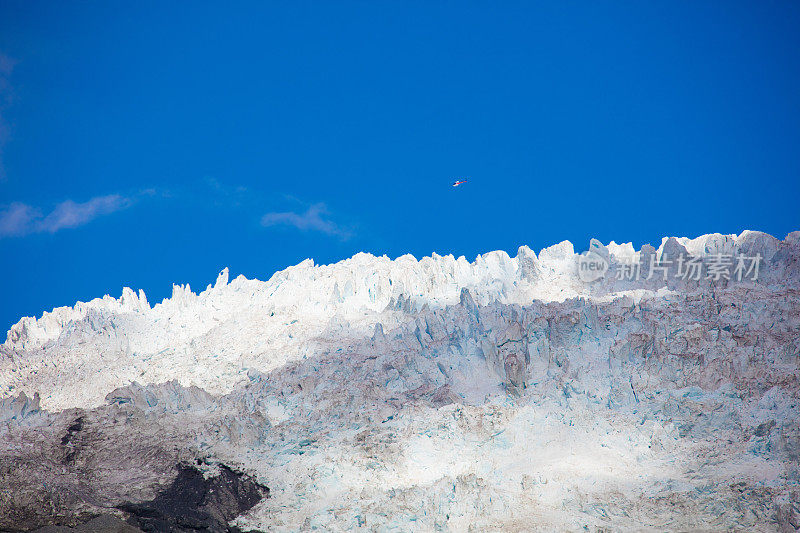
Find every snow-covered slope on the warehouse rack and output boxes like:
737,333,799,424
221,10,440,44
1,231,799,531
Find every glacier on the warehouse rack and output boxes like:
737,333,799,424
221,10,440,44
1,230,798,531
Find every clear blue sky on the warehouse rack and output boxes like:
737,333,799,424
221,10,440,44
1,2,799,332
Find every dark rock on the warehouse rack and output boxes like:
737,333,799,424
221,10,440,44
61,417,84,445
755,420,776,437
118,463,268,533
31,514,143,533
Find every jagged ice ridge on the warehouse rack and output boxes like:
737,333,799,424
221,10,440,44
1,230,799,531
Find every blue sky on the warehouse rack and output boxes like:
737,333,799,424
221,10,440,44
1,2,799,332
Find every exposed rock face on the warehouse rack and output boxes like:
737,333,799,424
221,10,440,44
1,231,799,531
119,463,268,532
31,515,143,533
0,387,269,532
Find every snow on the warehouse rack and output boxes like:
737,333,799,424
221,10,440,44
1,230,799,531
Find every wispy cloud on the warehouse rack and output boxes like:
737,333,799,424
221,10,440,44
183,179,354,240
261,202,350,239
0,202,39,237
0,194,133,238
204,176,249,207
39,195,132,233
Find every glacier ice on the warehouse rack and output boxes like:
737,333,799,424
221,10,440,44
1,230,799,531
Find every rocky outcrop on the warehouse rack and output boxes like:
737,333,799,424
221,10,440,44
118,463,268,533
0,388,269,532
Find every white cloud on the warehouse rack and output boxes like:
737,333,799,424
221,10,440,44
261,203,350,239
39,195,131,233
0,202,40,237
0,194,132,238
